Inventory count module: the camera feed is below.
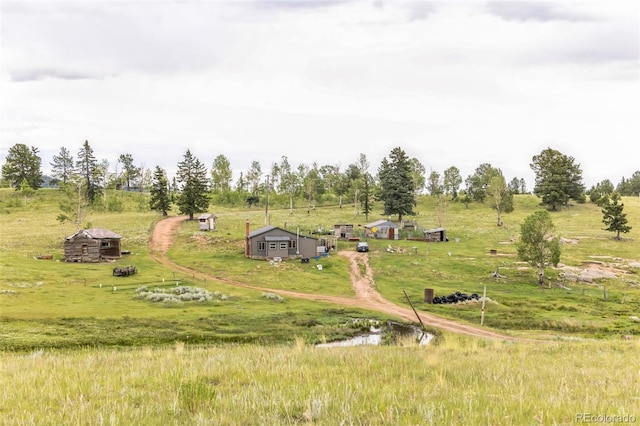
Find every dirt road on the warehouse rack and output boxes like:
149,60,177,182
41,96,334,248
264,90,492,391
150,216,518,340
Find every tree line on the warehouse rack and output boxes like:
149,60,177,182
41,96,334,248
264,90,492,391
1,141,637,229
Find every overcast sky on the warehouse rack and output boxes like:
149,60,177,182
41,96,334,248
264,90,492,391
1,0,638,190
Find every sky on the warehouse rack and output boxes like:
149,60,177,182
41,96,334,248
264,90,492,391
1,0,639,190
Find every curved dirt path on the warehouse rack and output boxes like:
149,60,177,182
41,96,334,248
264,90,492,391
150,216,519,340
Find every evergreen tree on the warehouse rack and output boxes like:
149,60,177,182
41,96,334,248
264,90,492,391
530,147,585,210
176,150,210,220
616,171,640,196
357,154,373,220
118,153,141,191
378,147,415,221
601,192,631,240
149,166,172,216
1,143,43,190
516,210,561,286
587,179,614,205
50,146,75,185
76,140,99,204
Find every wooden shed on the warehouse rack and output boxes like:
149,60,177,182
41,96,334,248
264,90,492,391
64,228,122,262
424,227,448,242
364,220,400,240
245,221,318,260
198,213,217,231
334,223,354,239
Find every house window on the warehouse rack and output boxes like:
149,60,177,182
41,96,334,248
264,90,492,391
268,242,277,250
82,244,88,255
289,240,296,249
258,242,266,251
279,242,288,250
101,241,110,248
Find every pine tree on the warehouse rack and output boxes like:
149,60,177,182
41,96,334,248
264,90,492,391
118,153,141,191
530,148,585,210
176,150,210,220
149,166,172,216
377,147,415,221
76,140,99,204
602,192,631,240
1,143,43,190
50,146,75,185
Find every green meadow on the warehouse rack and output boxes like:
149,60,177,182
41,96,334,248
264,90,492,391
1,188,639,424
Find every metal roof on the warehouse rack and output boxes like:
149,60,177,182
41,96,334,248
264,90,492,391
66,228,122,240
364,219,399,229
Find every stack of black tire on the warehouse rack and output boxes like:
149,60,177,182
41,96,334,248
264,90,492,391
432,291,479,304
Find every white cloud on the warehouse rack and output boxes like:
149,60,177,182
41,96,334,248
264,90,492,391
1,1,638,189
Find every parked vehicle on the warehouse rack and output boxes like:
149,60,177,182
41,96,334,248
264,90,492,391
356,242,369,252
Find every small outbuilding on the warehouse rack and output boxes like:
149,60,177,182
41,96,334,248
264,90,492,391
198,213,217,231
424,227,448,242
245,221,318,260
64,228,122,262
334,223,354,239
364,219,400,240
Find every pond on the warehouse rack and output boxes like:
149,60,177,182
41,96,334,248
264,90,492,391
316,321,434,348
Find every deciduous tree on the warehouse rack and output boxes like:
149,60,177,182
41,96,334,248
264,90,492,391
211,154,233,194
487,172,514,227
516,210,561,286
443,166,462,200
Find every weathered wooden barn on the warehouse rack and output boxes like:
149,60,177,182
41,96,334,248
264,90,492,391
424,227,448,242
334,223,355,239
198,213,217,231
245,221,318,260
64,228,122,262
364,219,400,240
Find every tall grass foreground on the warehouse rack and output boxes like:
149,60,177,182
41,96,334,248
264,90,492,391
1,336,639,425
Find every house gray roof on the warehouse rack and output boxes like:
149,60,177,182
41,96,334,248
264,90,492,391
248,225,278,238
66,228,122,240
248,225,317,240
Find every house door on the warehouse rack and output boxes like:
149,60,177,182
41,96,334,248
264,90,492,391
388,228,395,240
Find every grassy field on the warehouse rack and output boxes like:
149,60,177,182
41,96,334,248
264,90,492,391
1,336,639,425
1,188,639,424
1,188,639,350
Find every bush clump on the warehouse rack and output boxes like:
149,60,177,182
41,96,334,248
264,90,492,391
134,285,227,303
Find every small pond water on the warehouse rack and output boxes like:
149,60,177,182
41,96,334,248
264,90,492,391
316,322,434,348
